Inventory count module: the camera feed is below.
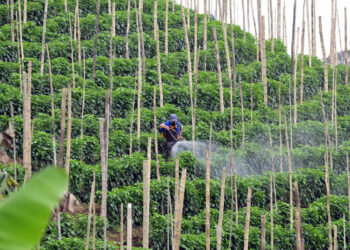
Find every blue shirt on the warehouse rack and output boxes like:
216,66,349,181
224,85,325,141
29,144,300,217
159,121,182,136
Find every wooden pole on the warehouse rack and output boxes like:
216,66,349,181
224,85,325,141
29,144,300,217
203,0,208,69
320,90,333,170
270,175,274,249
261,16,267,105
65,82,72,177
284,116,293,230
347,153,350,222
205,150,210,250
112,3,115,37
277,0,281,39
324,151,333,250
291,0,297,74
249,0,259,62
126,0,131,59
330,1,335,68
268,128,277,209
213,26,225,113
240,77,245,148
18,0,24,61
155,8,163,107
47,44,57,167
85,170,96,250
92,0,101,81
174,169,187,250
39,0,49,75
80,49,86,139
319,17,329,92
343,214,346,249
165,0,169,55
120,204,124,249
334,225,338,250
76,0,81,65
127,203,132,250
58,88,67,167
261,213,266,250
10,103,17,185
250,71,253,123
10,0,14,42
142,161,150,248
306,0,312,66
294,181,304,250
129,79,137,155
23,0,27,23
283,2,287,49
300,20,305,104
293,27,300,124
345,8,348,86
230,1,237,93
216,168,226,250
311,0,316,57
269,0,274,52
242,0,246,41
23,61,32,182
138,0,146,77
278,85,283,173
136,3,142,142
153,86,160,181
243,187,252,250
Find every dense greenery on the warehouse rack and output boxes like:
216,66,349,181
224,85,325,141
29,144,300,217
0,0,350,249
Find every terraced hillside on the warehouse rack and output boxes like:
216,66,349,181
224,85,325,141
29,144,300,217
1,0,350,249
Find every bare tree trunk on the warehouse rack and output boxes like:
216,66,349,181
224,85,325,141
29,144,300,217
23,0,27,23
68,15,76,88
92,194,96,250
46,45,57,167
293,28,300,124
242,0,246,41
205,150,210,250
345,8,348,86
284,116,293,230
294,181,304,250
174,169,187,250
216,168,226,250
213,26,225,113
138,0,146,77
222,2,231,82
23,62,32,182
129,79,137,155
174,157,179,246
319,17,329,92
320,90,333,171
270,175,274,249
92,0,101,81
125,0,130,59
343,214,346,249
243,187,252,250
330,0,335,68
291,0,297,74
58,88,67,167
127,203,132,250
311,0,316,57
239,77,245,148
277,0,281,39
65,82,72,178
268,128,277,209
85,171,96,250
261,16,267,105
165,0,169,55
261,214,266,250
120,204,124,249
40,0,49,75
10,0,14,42
64,0,67,12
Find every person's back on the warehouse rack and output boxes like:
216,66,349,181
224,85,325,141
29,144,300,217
159,114,183,159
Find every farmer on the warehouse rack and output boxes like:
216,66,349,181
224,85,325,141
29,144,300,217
159,114,183,160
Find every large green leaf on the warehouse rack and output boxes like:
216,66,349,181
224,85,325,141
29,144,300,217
0,168,67,250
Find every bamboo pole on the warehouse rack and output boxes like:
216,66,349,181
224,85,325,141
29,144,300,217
85,170,96,250
92,0,101,81
344,214,346,249
174,169,187,250
76,0,81,64
278,85,283,173
311,0,316,57
10,0,14,42
153,86,160,181
324,151,333,250
243,187,252,250
242,0,246,41
300,20,305,104
129,78,137,155
18,0,24,61
203,0,207,69
330,1,335,68
269,0,274,52
23,61,32,182
294,181,303,250
277,0,281,39
68,14,76,88
39,0,49,75
268,128,277,209
58,88,67,167
65,82,72,178
291,0,297,74
213,26,225,113
261,213,266,250
270,174,274,249
23,0,27,23
261,16,267,105
92,192,96,250
187,0,190,30
172,0,175,13
239,77,245,148
167,177,174,249
319,17,329,92
283,2,287,49
181,4,195,133
216,168,226,250
222,3,231,83
284,116,293,230
98,119,106,220
334,225,337,250
120,204,124,249
9,103,17,186
320,90,333,170
347,153,350,221
138,0,146,77
306,0,312,66
111,3,115,37
193,0,198,144
249,0,259,62
165,0,169,55
142,161,150,248
345,8,348,86
250,71,253,123
47,45,57,167
136,2,142,142
293,28,300,124
230,1,237,93
205,150,210,250
127,203,132,250
247,0,250,33
334,71,338,151
126,0,130,59
80,49,86,140
155,7,163,108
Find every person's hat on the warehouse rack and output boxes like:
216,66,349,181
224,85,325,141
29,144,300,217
170,114,177,122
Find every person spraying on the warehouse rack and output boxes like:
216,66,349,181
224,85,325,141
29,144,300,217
159,114,183,160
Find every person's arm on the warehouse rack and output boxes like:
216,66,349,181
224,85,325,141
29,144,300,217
159,122,170,132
